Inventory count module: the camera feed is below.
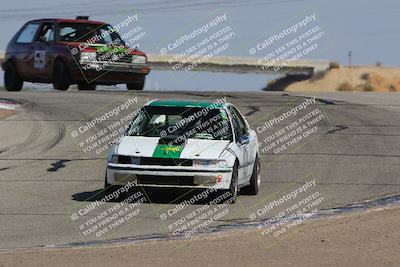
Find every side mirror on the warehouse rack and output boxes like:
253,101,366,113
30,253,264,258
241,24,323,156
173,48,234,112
239,134,250,145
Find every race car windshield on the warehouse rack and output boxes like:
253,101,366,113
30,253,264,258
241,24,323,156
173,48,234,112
126,106,233,141
58,23,123,45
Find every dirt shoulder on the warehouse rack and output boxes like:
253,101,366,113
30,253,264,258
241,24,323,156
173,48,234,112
1,205,399,267
283,66,400,92
0,97,21,119
0,109,15,120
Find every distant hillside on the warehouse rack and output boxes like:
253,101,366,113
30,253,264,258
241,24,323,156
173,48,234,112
285,66,400,92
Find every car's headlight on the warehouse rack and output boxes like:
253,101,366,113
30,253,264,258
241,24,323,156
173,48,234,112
107,144,119,163
132,55,146,64
108,154,141,165
109,154,119,164
193,159,228,168
80,51,97,62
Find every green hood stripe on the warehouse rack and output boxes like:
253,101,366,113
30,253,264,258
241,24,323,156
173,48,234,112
88,44,128,54
152,144,183,159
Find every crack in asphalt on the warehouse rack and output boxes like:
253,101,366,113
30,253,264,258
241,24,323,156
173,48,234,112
47,159,71,172
325,125,349,134
244,106,260,116
0,158,104,160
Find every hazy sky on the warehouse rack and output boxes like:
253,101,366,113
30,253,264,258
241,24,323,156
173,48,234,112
0,0,398,66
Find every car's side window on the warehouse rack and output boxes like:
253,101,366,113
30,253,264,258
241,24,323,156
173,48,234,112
36,23,55,43
16,23,40,44
229,107,247,142
98,28,114,44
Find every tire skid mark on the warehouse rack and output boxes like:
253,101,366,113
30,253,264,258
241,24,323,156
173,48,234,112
3,106,66,155
244,105,261,116
9,113,42,156
42,122,66,152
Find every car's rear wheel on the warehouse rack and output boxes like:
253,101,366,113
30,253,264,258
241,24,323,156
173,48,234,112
78,82,96,90
4,62,23,91
53,60,70,91
242,156,260,195
127,77,145,91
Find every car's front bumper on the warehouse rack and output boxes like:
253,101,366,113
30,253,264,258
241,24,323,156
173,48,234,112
70,61,150,84
106,164,233,189
79,60,150,74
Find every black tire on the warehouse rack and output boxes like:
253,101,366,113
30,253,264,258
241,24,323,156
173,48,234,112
126,77,145,91
52,60,70,91
4,62,23,91
222,163,239,204
242,156,260,195
78,82,96,91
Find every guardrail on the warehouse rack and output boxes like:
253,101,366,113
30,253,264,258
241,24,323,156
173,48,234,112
0,51,329,75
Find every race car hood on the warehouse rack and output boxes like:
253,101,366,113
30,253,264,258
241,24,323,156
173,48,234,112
117,136,230,159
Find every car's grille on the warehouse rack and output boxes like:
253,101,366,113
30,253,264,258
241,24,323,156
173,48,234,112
96,52,131,63
140,157,192,166
118,54,132,63
117,155,132,164
117,156,192,166
137,175,195,186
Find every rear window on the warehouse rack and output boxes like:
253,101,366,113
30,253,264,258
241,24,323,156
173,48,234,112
16,23,40,43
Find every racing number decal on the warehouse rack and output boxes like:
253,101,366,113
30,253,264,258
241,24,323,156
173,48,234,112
34,50,46,69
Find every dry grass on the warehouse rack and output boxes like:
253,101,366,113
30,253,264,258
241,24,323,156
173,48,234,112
287,66,400,92
363,83,375,92
338,82,355,91
329,61,340,69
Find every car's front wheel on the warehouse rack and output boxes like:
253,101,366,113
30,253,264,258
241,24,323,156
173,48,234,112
242,156,260,195
127,77,145,91
78,82,96,90
4,62,23,91
223,163,239,203
52,60,70,91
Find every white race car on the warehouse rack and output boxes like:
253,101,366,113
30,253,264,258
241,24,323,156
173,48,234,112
105,99,260,203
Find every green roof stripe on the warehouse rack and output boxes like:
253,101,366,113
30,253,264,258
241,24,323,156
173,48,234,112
148,99,224,108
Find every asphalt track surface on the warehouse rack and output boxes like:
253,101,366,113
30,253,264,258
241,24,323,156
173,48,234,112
0,90,399,249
